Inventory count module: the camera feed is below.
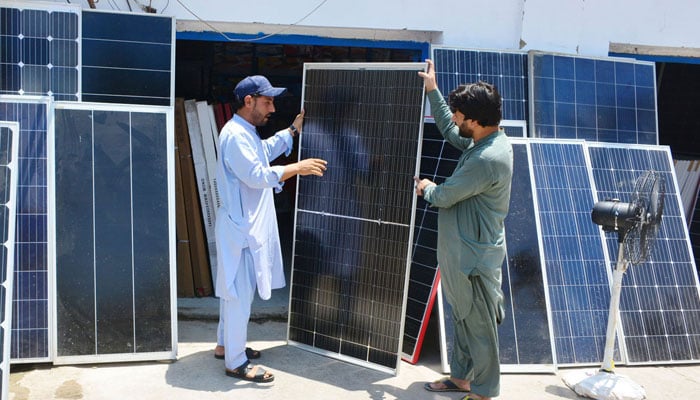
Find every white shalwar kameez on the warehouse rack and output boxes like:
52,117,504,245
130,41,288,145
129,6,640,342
214,113,293,370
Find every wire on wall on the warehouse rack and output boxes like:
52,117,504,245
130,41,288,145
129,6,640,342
174,0,329,42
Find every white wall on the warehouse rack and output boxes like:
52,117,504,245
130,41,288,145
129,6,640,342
39,0,700,56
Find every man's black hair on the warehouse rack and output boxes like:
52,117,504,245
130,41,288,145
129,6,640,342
448,81,502,127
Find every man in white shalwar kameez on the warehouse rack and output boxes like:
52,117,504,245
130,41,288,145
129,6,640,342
213,75,327,383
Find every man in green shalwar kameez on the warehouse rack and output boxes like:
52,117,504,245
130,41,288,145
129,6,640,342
415,60,513,400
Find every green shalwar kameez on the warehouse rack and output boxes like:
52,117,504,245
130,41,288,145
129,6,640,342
423,89,513,398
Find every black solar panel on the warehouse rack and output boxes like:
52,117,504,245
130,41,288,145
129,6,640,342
529,51,657,144
0,121,18,399
81,10,173,106
53,103,175,363
587,143,700,364
289,63,425,374
0,96,51,363
0,3,80,101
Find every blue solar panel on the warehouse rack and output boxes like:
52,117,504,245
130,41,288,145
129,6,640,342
0,121,19,399
409,47,529,366
432,47,528,122
0,96,51,362
529,140,619,366
0,3,80,101
529,51,657,144
587,143,700,364
438,139,555,373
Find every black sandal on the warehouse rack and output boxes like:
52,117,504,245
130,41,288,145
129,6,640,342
225,361,274,383
214,347,261,360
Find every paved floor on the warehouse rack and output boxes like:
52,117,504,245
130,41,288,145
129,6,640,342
9,294,700,399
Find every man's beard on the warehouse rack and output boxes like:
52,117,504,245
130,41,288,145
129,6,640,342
251,103,271,126
458,121,473,138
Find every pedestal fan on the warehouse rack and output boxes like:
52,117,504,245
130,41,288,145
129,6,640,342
564,170,665,400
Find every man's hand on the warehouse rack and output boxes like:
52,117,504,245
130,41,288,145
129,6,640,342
290,109,305,135
414,176,435,197
296,158,327,177
417,59,438,93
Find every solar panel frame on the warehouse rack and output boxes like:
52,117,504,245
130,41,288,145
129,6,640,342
288,62,426,374
0,1,81,101
0,120,19,400
586,142,700,365
51,101,177,364
0,95,53,364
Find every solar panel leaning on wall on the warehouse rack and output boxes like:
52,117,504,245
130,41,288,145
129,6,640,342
0,121,19,400
586,142,700,364
528,51,658,145
81,9,174,106
404,47,530,366
52,102,176,364
437,138,556,374
289,63,426,374
0,96,52,363
0,2,80,101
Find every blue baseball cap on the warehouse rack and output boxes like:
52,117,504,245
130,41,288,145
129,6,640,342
234,75,287,100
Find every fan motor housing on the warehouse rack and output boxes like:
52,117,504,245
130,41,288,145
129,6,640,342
591,199,641,232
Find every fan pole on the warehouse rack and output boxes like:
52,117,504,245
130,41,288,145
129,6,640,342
601,243,627,372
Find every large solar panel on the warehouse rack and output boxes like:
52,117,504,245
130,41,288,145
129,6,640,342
587,143,700,364
52,102,176,364
0,2,80,101
288,63,425,374
437,138,555,373
403,47,529,366
529,140,620,366
0,95,51,363
81,9,174,106
528,51,658,144
0,121,19,400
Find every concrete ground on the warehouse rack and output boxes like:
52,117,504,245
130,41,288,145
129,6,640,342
9,292,700,400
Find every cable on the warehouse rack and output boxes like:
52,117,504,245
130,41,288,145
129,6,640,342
174,0,328,42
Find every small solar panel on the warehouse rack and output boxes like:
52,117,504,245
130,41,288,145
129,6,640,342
437,139,555,373
0,2,80,101
53,102,176,364
289,63,425,374
528,51,658,144
587,143,700,364
432,46,528,121
81,10,174,106
0,121,19,400
529,140,619,366
0,95,51,363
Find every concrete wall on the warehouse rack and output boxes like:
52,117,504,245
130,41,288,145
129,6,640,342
41,0,700,56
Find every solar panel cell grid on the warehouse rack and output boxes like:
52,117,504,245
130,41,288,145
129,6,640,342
290,63,424,374
587,143,700,364
0,4,79,101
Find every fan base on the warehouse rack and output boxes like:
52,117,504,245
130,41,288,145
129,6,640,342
562,369,646,400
